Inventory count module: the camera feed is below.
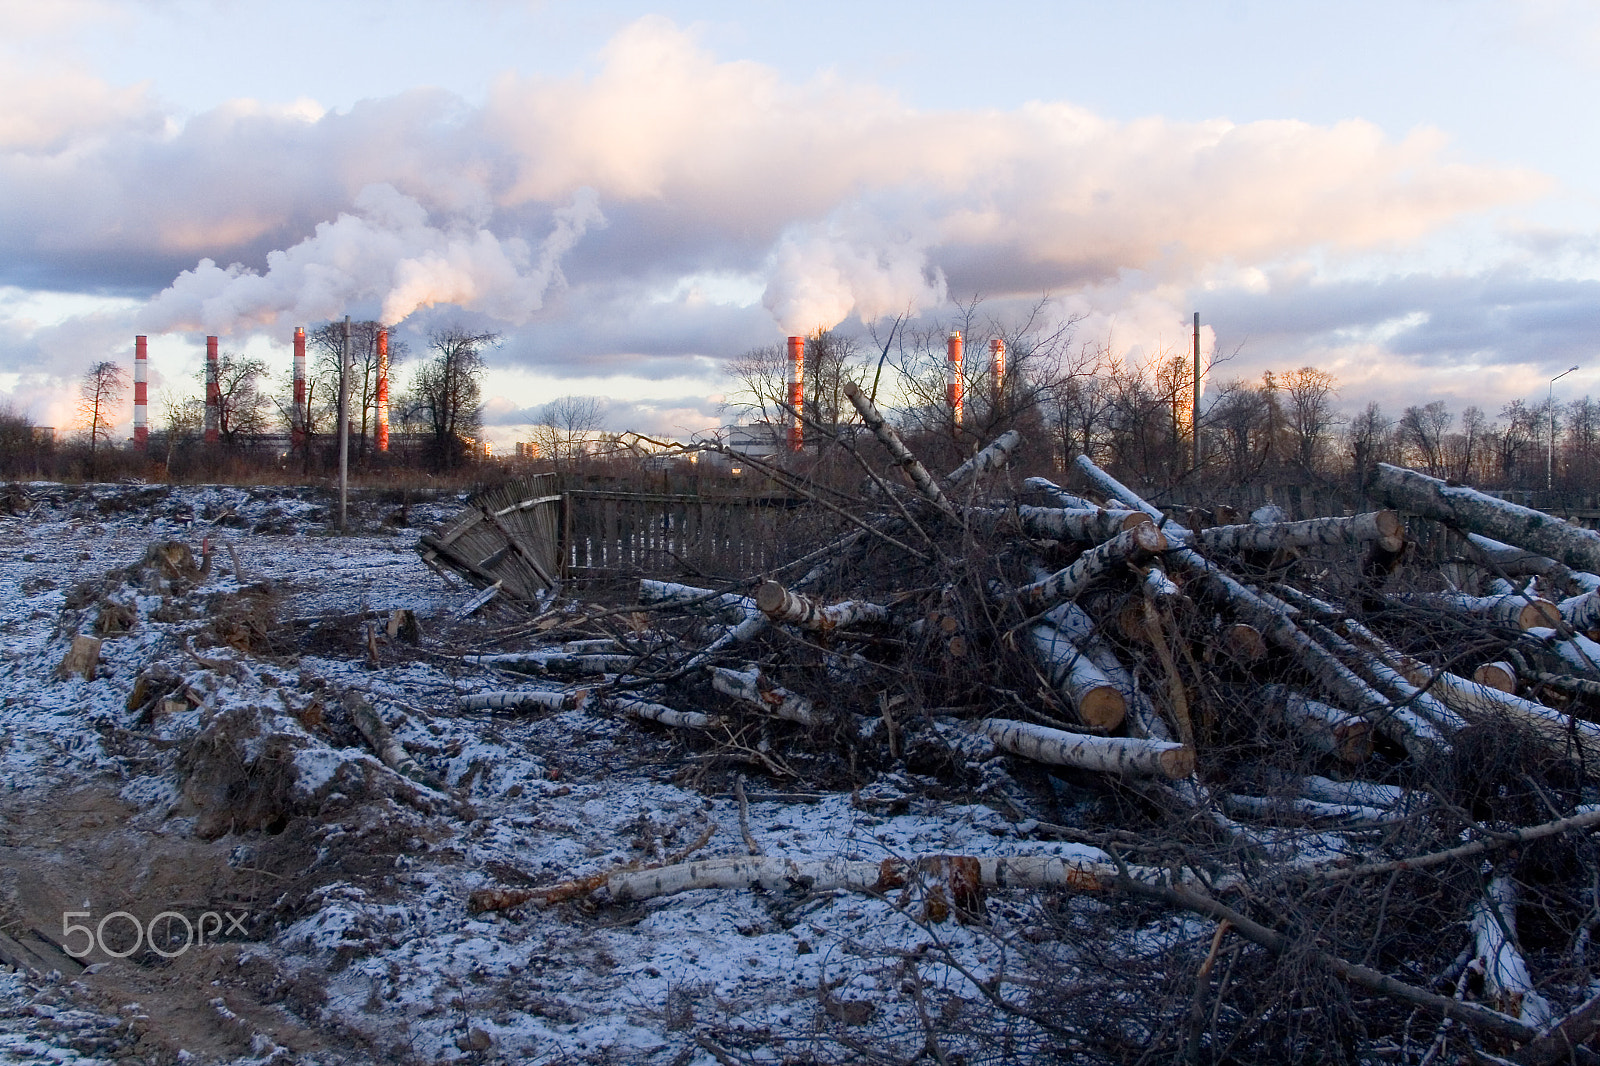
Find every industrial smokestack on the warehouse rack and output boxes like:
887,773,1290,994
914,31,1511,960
133,336,148,450
204,335,220,444
292,326,306,448
946,331,964,427
786,335,805,452
989,338,1006,397
376,327,390,453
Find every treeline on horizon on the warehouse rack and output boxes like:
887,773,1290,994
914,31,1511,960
2,306,1592,497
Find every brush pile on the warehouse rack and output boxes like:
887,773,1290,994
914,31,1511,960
452,390,1600,1062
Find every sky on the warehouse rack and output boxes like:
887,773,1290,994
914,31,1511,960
3,0,1600,449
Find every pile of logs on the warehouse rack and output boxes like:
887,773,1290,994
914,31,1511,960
450,399,1600,1060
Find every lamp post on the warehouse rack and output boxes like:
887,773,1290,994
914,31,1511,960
1548,365,1579,492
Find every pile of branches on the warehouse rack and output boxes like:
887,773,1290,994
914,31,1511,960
451,388,1600,1063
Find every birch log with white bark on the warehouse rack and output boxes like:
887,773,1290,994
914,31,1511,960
1072,455,1170,525
843,382,956,516
1307,622,1468,734
978,718,1193,777
1390,657,1600,762
1473,661,1517,692
459,689,588,712
1196,511,1404,554
1406,592,1561,630
945,430,1023,490
709,665,818,727
1257,684,1372,763
1041,603,1172,741
1007,525,1168,612
1027,625,1126,730
1023,476,1100,511
1371,463,1600,573
1071,456,1448,758
755,582,891,632
346,690,432,785
1016,504,1153,543
463,651,642,676
1466,533,1571,580
1558,587,1600,633
638,579,754,622
1471,875,1554,1027
614,697,714,731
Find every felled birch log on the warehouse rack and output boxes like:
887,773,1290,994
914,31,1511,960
463,651,642,676
1196,511,1404,554
1015,504,1153,542
1371,463,1600,574
1073,456,1448,758
346,690,432,785
755,582,891,632
469,851,1172,914
1308,622,1468,734
1142,566,1182,601
1465,533,1571,580
843,381,956,517
1072,454,1171,526
638,579,755,622
709,665,818,727
1007,525,1168,612
1558,588,1600,634
1471,875,1554,1027
1389,656,1600,762
1525,628,1600,676
1293,774,1409,809
1257,684,1372,763
1041,603,1171,741
977,718,1193,778
459,689,588,712
1221,794,1401,824
945,429,1023,490
614,697,713,731
1027,625,1126,730
1405,592,1561,631
1023,476,1100,511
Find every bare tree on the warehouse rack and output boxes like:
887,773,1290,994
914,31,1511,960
529,395,607,471
205,352,273,448
408,327,496,471
77,360,127,479
1497,399,1539,483
1399,401,1452,476
1280,366,1341,474
308,321,408,460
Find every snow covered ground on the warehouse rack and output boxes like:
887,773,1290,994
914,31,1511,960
0,482,1139,1065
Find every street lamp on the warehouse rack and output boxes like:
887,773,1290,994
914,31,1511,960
1548,365,1579,492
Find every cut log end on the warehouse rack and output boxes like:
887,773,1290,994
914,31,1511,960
1335,720,1374,764
1472,661,1517,693
1119,511,1155,532
1222,623,1267,663
1159,746,1197,779
1076,685,1127,732
755,580,787,615
1518,599,1563,630
1374,509,1404,553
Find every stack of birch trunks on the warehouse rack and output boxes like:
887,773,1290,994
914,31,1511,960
451,387,1600,1061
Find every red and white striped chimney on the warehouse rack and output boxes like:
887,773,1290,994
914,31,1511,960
292,326,306,447
375,327,390,453
133,336,148,450
786,335,805,452
989,337,1006,397
204,335,220,444
946,331,964,426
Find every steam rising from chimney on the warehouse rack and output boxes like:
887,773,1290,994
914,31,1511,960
141,184,605,335
761,218,946,335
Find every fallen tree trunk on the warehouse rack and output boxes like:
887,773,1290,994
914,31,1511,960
1015,504,1153,543
1370,463,1600,574
1472,874,1554,1027
614,697,714,731
1405,591,1561,631
977,718,1193,778
1559,588,1600,634
945,430,1023,491
1389,656,1600,762
1466,533,1572,581
1041,603,1172,741
458,689,587,712
346,690,433,785
710,665,818,727
1027,625,1126,731
638,579,754,623
755,582,891,632
1257,684,1372,763
1007,524,1167,612
843,382,956,517
1022,476,1100,511
1308,622,1468,734
1196,511,1404,554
